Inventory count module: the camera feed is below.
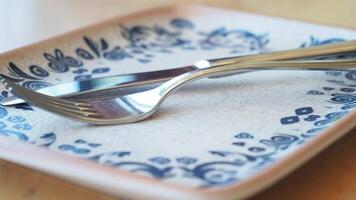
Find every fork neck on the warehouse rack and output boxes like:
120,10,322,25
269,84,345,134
156,40,356,104
156,59,356,104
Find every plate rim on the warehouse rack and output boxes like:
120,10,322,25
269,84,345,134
0,111,355,200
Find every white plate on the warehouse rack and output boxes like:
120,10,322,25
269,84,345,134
0,5,356,200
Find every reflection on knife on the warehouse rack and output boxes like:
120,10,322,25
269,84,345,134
3,49,356,106
1,65,252,105
0,65,194,105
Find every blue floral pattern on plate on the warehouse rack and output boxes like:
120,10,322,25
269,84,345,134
0,17,356,188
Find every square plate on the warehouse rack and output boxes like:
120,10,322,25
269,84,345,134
0,5,356,200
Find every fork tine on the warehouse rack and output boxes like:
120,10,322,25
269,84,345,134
0,75,92,110
4,82,102,119
0,76,91,108
24,95,101,117
33,89,92,108
27,97,102,120
23,91,96,112
0,76,101,117
29,96,100,116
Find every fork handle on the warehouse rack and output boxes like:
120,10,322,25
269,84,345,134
207,40,356,78
202,59,356,79
209,40,356,66
158,58,356,100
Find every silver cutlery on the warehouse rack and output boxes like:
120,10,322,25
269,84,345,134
2,59,356,125
0,66,254,106
2,40,356,106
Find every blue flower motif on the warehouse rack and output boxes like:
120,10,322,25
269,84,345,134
295,107,313,115
74,139,86,144
0,106,8,119
340,88,355,92
232,142,245,146
280,116,299,125
330,93,356,104
322,87,335,91
345,70,356,81
72,67,110,82
0,119,29,141
314,111,348,126
29,65,49,77
260,134,299,148
58,144,90,155
0,129,28,141
189,162,242,186
248,147,265,152
13,123,32,131
302,127,325,138
235,132,254,139
0,91,8,98
72,68,88,74
7,62,41,80
341,103,356,110
325,111,348,120
301,36,345,47
22,81,51,90
76,36,132,61
44,49,83,72
7,116,26,123
170,18,194,29
87,143,101,148
74,75,92,81
304,115,321,122
199,27,268,53
177,157,197,165
73,139,101,148
103,47,132,60
326,71,342,76
314,119,333,126
92,67,110,74
149,157,171,165
307,127,325,134
209,151,235,157
0,122,6,129
121,24,190,51
307,90,324,95
35,132,57,147
110,151,131,157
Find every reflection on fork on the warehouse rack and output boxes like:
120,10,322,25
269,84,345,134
1,58,356,125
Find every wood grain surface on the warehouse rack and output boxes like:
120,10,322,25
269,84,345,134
0,0,355,199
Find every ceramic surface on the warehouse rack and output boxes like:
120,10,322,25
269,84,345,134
0,5,356,200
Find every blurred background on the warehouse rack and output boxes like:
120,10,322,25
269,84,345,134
0,0,355,53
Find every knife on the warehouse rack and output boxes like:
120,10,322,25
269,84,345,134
2,65,255,105
3,50,356,105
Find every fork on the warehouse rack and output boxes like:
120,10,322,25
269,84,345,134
2,59,356,125
3,39,356,106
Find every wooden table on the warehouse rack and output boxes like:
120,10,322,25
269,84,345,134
0,0,355,199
